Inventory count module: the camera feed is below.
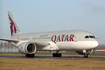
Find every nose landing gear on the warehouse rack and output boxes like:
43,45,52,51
83,50,88,58
83,54,88,58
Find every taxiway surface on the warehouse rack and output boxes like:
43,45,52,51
0,55,105,60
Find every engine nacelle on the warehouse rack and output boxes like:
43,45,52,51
76,49,93,55
18,42,36,54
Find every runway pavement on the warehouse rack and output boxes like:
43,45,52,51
0,55,105,60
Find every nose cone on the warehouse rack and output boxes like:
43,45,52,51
91,41,99,48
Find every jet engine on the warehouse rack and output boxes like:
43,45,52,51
76,49,93,55
18,42,37,54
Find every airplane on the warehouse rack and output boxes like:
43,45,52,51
0,11,98,58
95,47,105,52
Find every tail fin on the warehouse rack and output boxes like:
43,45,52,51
8,11,21,36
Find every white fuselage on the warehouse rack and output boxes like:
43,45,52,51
11,30,98,51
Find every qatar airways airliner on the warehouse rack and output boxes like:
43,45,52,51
0,11,98,58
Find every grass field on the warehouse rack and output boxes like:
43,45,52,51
0,53,105,70
0,58,105,70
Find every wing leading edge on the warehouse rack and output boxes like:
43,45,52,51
0,38,50,47
0,38,20,43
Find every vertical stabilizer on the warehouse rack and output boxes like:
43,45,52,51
8,11,21,36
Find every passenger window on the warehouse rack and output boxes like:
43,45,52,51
85,36,89,38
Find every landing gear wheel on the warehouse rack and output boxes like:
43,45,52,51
58,53,61,57
53,53,62,57
83,54,88,58
53,53,56,57
26,54,35,57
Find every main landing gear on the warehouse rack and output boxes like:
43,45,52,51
53,51,62,57
26,54,34,57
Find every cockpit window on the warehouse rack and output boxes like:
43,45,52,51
85,35,95,38
85,36,89,38
89,36,95,38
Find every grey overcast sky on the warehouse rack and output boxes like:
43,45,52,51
0,0,105,44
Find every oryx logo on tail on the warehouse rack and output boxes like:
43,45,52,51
8,14,17,36
8,11,21,36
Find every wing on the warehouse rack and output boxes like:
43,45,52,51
0,38,49,47
0,38,20,43
34,42,50,47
